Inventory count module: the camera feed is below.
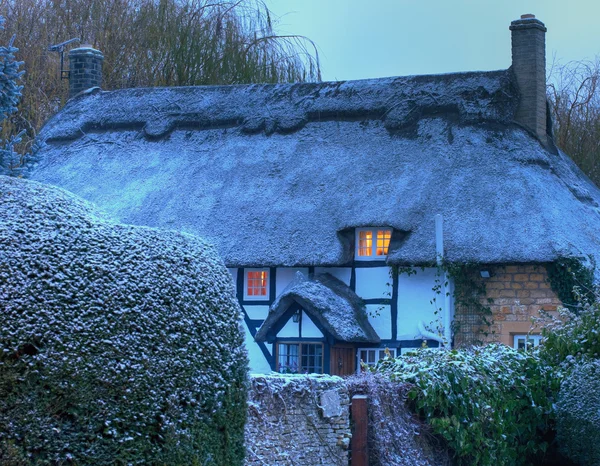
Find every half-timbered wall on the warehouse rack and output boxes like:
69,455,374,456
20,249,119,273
231,265,444,373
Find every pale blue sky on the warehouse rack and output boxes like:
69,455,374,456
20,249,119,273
265,0,600,81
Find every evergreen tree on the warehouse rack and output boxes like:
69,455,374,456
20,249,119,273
0,16,24,176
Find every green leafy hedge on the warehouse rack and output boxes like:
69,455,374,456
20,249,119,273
538,298,600,369
375,345,557,465
0,177,248,465
555,359,600,465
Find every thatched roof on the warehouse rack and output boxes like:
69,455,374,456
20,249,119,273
27,69,600,267
255,273,379,343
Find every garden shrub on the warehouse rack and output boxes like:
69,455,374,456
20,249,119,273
375,345,556,465
537,297,600,370
555,359,600,465
0,177,248,465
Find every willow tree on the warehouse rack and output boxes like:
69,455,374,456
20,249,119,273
0,0,320,149
547,58,600,187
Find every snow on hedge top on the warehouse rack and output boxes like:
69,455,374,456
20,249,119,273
27,70,600,267
0,176,247,463
255,272,379,343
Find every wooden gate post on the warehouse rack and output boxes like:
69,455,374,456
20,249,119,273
351,395,368,466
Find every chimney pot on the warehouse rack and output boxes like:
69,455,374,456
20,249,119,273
521,14,535,19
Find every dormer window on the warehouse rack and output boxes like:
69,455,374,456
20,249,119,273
244,269,270,300
356,228,392,260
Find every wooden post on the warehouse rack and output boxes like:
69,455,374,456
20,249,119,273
351,394,368,466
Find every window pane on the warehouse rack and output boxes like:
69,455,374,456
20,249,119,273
247,270,268,298
358,230,373,257
300,343,323,373
376,230,391,256
278,343,299,373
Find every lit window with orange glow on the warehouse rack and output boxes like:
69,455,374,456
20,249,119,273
376,229,391,256
358,230,373,257
355,228,392,260
245,269,270,300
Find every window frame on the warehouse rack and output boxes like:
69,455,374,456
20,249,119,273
357,347,396,372
513,334,542,350
276,341,324,374
355,228,392,261
244,268,270,301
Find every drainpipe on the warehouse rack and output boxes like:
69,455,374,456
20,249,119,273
418,215,453,348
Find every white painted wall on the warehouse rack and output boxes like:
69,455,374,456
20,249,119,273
396,267,441,340
228,268,238,290
301,312,323,338
244,305,269,320
314,267,351,286
277,318,299,338
365,304,392,339
244,324,272,373
355,267,391,299
276,268,309,295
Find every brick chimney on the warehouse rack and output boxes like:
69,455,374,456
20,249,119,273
510,14,547,144
68,46,104,98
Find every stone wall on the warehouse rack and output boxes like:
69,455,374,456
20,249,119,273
245,374,350,466
454,264,561,347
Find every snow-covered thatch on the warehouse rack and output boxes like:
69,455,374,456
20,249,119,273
27,70,600,267
255,273,379,343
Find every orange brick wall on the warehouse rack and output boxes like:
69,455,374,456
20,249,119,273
453,264,561,347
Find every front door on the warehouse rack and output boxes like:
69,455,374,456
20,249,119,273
330,345,356,376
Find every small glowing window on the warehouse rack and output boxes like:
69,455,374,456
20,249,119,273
376,230,391,256
358,230,373,257
356,228,392,259
245,269,269,300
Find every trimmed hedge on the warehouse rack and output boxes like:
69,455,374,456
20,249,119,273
375,345,556,465
555,360,600,465
0,177,248,465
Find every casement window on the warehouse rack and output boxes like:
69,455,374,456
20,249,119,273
513,334,542,350
356,228,392,260
277,342,323,374
358,347,396,371
244,269,269,300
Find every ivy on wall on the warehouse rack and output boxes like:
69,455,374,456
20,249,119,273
546,257,594,309
385,262,493,343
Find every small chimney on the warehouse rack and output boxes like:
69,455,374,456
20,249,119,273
68,46,104,98
510,15,547,144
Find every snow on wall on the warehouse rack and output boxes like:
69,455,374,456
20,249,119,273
245,374,350,466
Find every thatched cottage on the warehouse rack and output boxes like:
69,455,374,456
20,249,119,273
26,15,600,374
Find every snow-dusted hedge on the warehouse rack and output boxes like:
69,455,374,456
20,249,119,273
0,177,248,465
555,359,600,465
375,345,555,465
